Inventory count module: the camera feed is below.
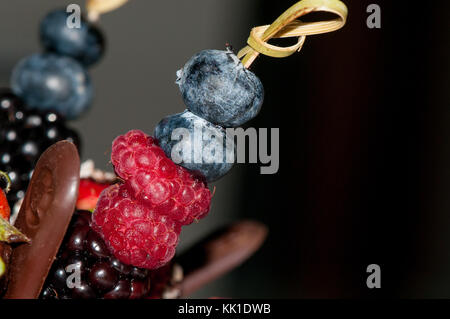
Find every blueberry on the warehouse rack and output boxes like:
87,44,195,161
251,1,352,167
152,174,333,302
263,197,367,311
40,9,105,67
176,49,264,127
11,53,93,120
155,110,235,182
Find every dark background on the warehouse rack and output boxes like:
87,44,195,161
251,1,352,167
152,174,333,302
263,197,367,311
239,0,450,298
1,0,450,298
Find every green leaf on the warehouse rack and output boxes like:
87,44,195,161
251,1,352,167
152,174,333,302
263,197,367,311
0,217,30,244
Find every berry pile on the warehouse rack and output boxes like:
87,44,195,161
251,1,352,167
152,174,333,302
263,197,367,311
0,8,108,206
41,211,173,299
11,9,104,120
92,130,211,269
0,89,81,206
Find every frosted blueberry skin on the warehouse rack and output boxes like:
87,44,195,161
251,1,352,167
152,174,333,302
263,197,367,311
40,9,105,67
177,49,264,128
11,53,93,120
155,110,235,182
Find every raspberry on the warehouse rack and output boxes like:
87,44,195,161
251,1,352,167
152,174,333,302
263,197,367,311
94,130,212,270
92,184,181,269
111,130,212,226
111,130,159,180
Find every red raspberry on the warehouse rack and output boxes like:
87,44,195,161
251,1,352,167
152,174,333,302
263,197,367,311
111,130,212,226
92,184,181,270
111,130,160,180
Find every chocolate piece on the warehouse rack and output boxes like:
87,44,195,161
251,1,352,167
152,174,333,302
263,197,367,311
176,220,268,297
5,141,80,299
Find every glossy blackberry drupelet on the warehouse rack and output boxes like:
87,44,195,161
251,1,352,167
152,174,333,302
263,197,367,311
41,211,158,299
40,9,105,67
176,49,264,127
0,89,81,206
155,110,235,182
11,53,93,120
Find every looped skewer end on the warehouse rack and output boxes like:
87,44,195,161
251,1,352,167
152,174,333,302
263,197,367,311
238,0,348,68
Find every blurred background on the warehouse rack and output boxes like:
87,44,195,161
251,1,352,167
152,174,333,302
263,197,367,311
1,0,450,298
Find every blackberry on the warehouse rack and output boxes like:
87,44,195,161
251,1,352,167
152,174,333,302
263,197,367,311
41,211,175,299
0,89,82,208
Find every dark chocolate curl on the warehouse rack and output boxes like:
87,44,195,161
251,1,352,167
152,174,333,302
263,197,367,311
5,141,80,299
176,220,268,297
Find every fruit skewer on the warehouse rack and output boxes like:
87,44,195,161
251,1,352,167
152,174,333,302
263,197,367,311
64,0,348,295
2,0,347,298
0,2,112,210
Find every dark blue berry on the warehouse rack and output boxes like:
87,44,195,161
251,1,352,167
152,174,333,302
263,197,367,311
86,230,110,259
40,211,163,299
66,224,90,252
41,286,58,299
43,110,63,124
11,53,93,120
155,110,235,182
0,152,12,167
71,282,96,299
130,268,149,280
40,9,105,67
19,140,40,160
176,49,264,127
110,257,132,275
129,280,150,299
89,262,119,292
0,89,24,122
104,280,131,299
51,265,69,291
